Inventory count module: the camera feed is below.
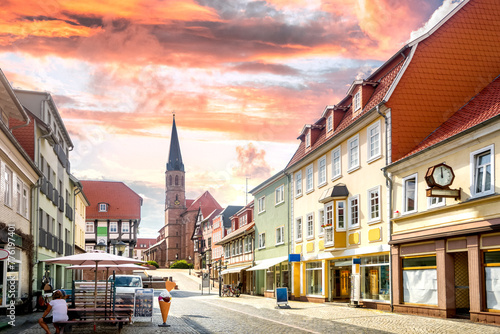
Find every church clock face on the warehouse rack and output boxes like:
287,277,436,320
174,200,180,206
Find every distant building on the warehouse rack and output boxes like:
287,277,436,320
81,180,142,258
0,70,42,307
12,88,78,291
144,116,222,267
134,238,156,260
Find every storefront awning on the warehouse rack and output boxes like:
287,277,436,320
247,256,288,271
221,265,251,275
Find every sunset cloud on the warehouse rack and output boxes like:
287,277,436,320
1,0,450,236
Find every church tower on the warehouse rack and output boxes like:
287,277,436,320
164,114,186,264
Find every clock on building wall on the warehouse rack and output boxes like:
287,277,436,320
425,163,461,199
174,200,180,206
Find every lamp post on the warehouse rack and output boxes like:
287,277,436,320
216,259,227,297
116,240,127,256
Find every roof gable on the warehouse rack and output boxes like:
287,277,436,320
81,180,142,220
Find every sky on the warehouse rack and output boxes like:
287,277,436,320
1,0,463,238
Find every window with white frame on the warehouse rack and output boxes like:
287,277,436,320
275,185,284,205
276,226,284,245
327,114,333,132
471,145,494,197
336,200,346,230
325,203,334,245
318,156,326,186
368,186,381,222
347,135,359,171
306,132,311,147
86,222,94,233
99,203,107,212
367,121,381,162
110,222,118,233
318,209,325,235
295,171,302,197
331,146,341,180
225,245,230,257
348,195,360,228
354,92,361,111
403,174,417,214
86,245,94,253
259,233,266,249
258,196,266,213
16,179,21,214
296,217,303,241
428,196,444,209
122,221,130,233
306,213,314,239
4,167,12,207
306,164,314,192
239,239,243,254
22,186,28,218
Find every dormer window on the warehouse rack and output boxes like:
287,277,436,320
306,132,311,147
354,92,361,111
327,114,333,132
98,203,108,212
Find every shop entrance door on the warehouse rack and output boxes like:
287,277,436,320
453,252,470,318
340,270,350,297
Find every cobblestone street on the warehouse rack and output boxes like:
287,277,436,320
11,270,500,334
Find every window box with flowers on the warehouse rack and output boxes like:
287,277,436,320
321,223,332,228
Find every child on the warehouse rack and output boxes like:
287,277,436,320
38,290,68,334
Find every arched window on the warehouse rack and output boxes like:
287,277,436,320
169,175,172,185
181,176,184,186
175,175,179,185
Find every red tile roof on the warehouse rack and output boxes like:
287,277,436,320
286,56,405,169
185,190,222,218
387,0,500,161
81,180,142,220
398,75,500,160
215,222,255,245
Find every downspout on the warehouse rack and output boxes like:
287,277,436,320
10,114,31,132
377,104,394,312
285,172,292,292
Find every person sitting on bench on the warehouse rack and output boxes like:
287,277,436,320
39,290,68,334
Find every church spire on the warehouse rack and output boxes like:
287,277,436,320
166,114,184,171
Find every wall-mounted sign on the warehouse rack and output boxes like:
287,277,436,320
288,254,300,262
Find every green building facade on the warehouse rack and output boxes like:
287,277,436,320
248,171,290,297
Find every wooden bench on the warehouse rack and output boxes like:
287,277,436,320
55,318,129,334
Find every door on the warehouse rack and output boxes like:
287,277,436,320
454,252,470,318
340,270,350,297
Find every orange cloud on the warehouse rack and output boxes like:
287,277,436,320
233,143,272,179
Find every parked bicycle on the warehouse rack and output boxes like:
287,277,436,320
221,284,241,297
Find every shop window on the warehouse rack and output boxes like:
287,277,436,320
360,255,389,301
484,250,500,310
402,256,437,305
306,262,322,296
266,266,275,291
1,247,21,307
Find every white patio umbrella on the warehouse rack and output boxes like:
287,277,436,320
44,252,145,330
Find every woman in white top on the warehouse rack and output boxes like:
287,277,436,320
38,290,68,334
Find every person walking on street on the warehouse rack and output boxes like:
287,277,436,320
38,290,68,334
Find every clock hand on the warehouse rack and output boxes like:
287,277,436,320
441,167,443,179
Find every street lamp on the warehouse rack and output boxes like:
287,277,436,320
116,240,127,256
96,241,107,252
216,259,227,297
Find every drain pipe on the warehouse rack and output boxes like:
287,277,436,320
377,105,394,312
